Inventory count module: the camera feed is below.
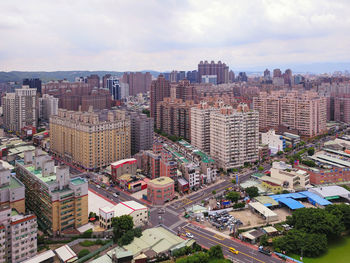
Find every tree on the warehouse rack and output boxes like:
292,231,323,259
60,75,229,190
286,207,344,239
301,160,316,167
231,179,236,184
277,151,283,156
208,245,224,259
142,109,150,117
245,186,259,198
78,249,90,259
133,227,143,238
273,230,327,257
258,166,264,171
212,190,216,195
326,204,350,231
307,147,315,156
260,235,269,247
112,215,134,241
226,191,240,203
118,229,135,245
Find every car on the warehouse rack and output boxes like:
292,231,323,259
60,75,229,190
96,185,101,189
229,247,238,254
113,193,119,198
186,232,194,239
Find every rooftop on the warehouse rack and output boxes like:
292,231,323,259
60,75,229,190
123,226,184,255
0,176,23,190
149,176,174,185
70,177,87,186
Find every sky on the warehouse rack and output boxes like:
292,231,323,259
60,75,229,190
0,0,350,72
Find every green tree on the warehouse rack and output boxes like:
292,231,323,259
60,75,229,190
133,227,143,238
231,179,236,184
225,191,240,203
208,245,224,259
78,249,90,259
212,190,216,195
273,230,327,257
112,215,134,241
258,166,264,171
301,160,316,167
142,109,150,117
307,147,315,156
245,186,259,198
277,151,283,156
286,208,344,239
260,235,269,247
326,204,350,231
118,229,135,245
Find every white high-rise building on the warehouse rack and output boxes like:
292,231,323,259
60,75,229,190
39,94,58,122
190,101,222,153
210,104,259,170
2,86,37,133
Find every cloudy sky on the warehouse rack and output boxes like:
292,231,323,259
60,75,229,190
0,0,350,72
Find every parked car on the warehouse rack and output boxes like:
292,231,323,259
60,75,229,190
229,247,238,254
113,193,119,198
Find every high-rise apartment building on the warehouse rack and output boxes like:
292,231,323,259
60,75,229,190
190,101,219,153
156,98,194,140
23,78,42,94
198,60,229,84
334,96,350,123
150,75,171,122
172,79,195,102
43,81,111,111
85,74,100,88
210,104,259,170
127,111,154,155
2,86,37,133
0,205,37,263
39,94,59,122
186,70,198,83
15,150,88,235
253,91,327,137
121,72,152,96
229,70,235,83
50,109,131,170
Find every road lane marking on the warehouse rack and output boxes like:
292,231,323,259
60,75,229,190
183,227,266,263
214,234,225,240
181,183,233,207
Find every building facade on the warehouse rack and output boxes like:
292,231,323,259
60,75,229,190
156,98,194,140
0,164,25,214
147,177,175,205
121,72,152,96
261,129,286,155
198,61,229,84
50,109,131,170
0,205,37,263
210,104,259,170
39,94,59,122
127,111,154,155
2,86,37,133
253,91,327,137
15,150,88,235
150,75,171,123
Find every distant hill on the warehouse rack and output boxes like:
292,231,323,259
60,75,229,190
0,70,162,83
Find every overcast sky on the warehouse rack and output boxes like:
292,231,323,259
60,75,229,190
0,0,350,72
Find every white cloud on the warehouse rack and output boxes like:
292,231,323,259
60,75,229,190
0,0,349,71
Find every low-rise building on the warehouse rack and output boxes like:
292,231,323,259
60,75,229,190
270,167,310,190
147,177,175,205
111,158,137,183
261,129,285,155
99,201,149,229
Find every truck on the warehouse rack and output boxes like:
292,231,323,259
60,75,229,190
258,246,271,256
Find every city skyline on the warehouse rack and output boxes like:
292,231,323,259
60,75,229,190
1,0,350,72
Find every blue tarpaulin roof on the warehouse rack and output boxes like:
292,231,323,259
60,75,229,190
299,191,332,206
276,197,305,210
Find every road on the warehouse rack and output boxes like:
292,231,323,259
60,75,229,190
182,224,281,263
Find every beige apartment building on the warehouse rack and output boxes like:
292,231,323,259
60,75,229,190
210,104,259,170
253,90,327,137
190,101,222,153
50,109,131,170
